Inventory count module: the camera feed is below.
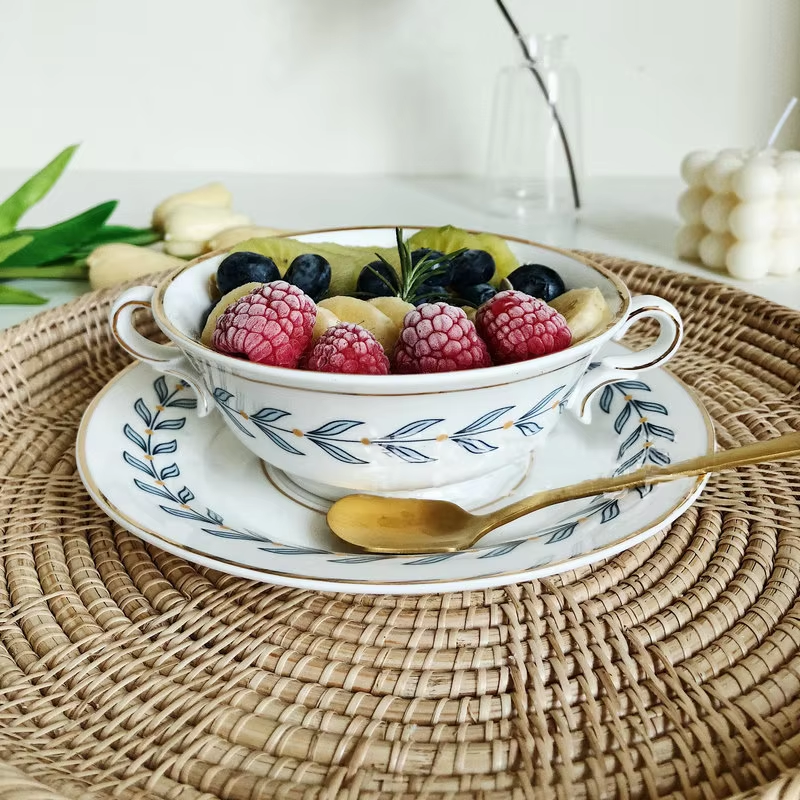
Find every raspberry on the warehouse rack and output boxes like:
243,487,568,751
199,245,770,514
212,280,316,367
393,302,492,374
476,290,572,364
306,322,390,375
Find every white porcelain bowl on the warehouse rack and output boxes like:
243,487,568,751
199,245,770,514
110,227,683,509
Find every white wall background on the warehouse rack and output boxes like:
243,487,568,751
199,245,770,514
0,0,798,177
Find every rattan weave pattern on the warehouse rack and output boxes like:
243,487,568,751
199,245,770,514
2,256,800,799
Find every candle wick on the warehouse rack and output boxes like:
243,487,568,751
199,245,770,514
767,97,798,148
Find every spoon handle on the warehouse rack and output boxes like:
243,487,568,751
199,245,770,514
481,430,800,533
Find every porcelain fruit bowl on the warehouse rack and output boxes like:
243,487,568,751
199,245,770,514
110,227,683,510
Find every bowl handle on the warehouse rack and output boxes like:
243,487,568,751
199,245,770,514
110,286,214,417
568,295,683,424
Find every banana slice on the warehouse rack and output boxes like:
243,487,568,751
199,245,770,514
367,296,415,328
318,296,398,353
549,288,611,343
200,282,263,347
312,307,340,341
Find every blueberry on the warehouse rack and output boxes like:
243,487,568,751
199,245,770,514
356,260,400,297
284,253,331,301
216,251,280,295
458,283,497,307
199,300,217,331
507,264,566,302
450,250,495,288
411,248,452,286
411,248,444,266
413,286,451,305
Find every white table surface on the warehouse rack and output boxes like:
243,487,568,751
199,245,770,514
0,171,797,330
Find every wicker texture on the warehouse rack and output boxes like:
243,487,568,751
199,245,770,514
2,257,800,799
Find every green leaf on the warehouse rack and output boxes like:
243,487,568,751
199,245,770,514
0,236,33,265
8,200,117,266
85,225,160,247
0,144,79,236
0,285,48,305
63,225,160,260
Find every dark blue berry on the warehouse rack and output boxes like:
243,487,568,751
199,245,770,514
450,250,495,288
357,260,399,297
199,300,217,331
458,283,497,307
507,264,566,302
284,253,331,302
411,248,452,286
413,286,451,305
216,251,279,295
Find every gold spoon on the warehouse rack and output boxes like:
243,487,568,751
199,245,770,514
327,431,800,554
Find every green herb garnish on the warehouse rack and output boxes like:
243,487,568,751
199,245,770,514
368,227,464,304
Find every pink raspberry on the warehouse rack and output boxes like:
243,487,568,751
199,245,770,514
393,302,492,374
476,290,571,364
306,322,389,375
212,281,316,367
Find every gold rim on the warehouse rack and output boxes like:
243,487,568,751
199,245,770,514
75,360,716,589
149,225,630,392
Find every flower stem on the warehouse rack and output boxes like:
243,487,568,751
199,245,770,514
0,263,87,279
493,0,581,210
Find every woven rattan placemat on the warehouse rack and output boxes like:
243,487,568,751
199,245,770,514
2,255,800,800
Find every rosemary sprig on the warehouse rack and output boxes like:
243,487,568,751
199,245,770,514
369,227,465,304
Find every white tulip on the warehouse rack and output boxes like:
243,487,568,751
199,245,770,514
87,243,184,289
152,182,232,230
162,205,252,257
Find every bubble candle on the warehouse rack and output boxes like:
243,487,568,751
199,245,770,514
677,98,800,279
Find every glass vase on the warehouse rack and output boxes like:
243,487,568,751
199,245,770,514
486,34,583,220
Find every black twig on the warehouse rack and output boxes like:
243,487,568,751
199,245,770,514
493,0,581,209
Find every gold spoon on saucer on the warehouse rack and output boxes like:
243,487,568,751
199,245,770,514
327,431,800,554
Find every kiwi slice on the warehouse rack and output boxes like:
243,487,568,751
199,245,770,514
407,225,519,286
231,237,400,297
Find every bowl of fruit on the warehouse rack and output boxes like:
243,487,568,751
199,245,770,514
110,225,683,509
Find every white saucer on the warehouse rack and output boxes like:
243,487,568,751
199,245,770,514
76,343,714,595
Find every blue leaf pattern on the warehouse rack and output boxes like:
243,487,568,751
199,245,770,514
478,541,526,559
453,437,498,455
155,376,168,404
648,447,671,466
123,451,153,475
152,439,177,455
160,463,180,480
515,421,543,437
251,408,291,423
618,427,642,459
518,386,565,420
167,398,198,409
155,418,186,430
124,424,147,451
306,420,363,437
601,502,620,523
134,398,151,426
178,487,195,503
404,553,460,565
380,444,434,464
636,401,668,415
456,407,514,435
385,419,443,439
254,425,305,456
614,404,631,434
134,479,172,500
310,439,369,465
